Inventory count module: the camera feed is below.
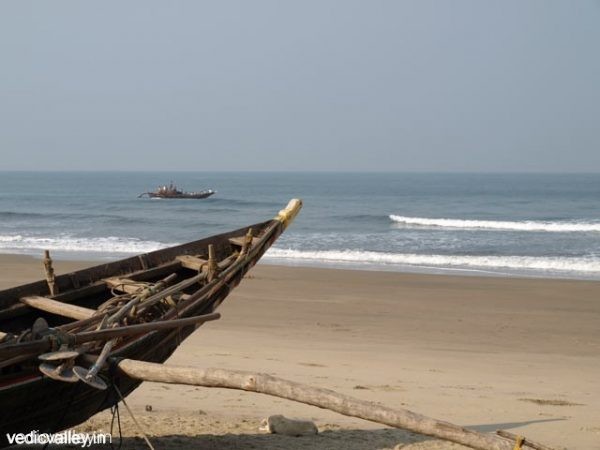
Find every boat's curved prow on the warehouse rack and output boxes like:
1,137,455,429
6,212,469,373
275,198,303,229
0,199,303,447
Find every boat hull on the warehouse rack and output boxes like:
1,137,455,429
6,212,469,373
147,191,215,199
0,212,288,446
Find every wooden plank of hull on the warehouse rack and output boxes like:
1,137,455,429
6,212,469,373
20,296,96,321
119,260,182,282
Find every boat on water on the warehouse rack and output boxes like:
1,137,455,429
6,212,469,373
0,199,301,447
138,182,216,199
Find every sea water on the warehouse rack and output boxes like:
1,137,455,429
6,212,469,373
0,172,599,280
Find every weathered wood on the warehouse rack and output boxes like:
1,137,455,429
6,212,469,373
52,282,107,303
20,296,96,321
496,430,554,450
275,198,303,229
113,273,199,320
138,254,149,270
75,313,221,343
177,253,235,273
228,235,259,248
206,245,218,281
0,200,303,445
126,260,182,282
240,228,254,256
0,313,222,360
105,277,148,294
116,362,552,450
0,260,188,322
176,255,208,271
218,253,240,270
43,250,58,296
59,306,116,332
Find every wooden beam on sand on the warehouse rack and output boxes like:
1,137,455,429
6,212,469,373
115,361,555,450
20,296,96,321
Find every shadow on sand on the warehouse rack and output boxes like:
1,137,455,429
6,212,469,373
17,418,562,449
105,418,562,450
19,428,458,450
467,417,565,433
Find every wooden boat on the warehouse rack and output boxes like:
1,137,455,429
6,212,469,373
0,199,301,447
138,182,215,199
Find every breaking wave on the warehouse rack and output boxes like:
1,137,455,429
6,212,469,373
0,234,174,255
389,216,600,232
265,248,600,274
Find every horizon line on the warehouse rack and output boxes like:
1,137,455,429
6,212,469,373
1,169,600,175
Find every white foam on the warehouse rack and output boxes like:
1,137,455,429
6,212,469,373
389,215,600,232
0,234,173,254
265,248,600,274
0,235,23,242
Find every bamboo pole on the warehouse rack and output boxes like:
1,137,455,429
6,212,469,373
0,313,221,359
74,312,221,343
240,228,254,256
116,361,553,450
206,244,218,281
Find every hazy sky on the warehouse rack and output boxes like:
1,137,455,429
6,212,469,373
1,1,599,172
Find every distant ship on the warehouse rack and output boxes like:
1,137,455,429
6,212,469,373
138,182,215,199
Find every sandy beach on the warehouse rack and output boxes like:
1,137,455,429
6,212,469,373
1,254,599,449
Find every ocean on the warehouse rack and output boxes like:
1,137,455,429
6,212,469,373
0,172,599,280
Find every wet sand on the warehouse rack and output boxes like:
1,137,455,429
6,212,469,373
1,255,598,449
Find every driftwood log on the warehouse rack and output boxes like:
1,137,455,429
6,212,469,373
116,360,554,450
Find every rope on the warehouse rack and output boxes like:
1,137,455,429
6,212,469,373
110,403,123,450
513,435,525,450
113,384,155,450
